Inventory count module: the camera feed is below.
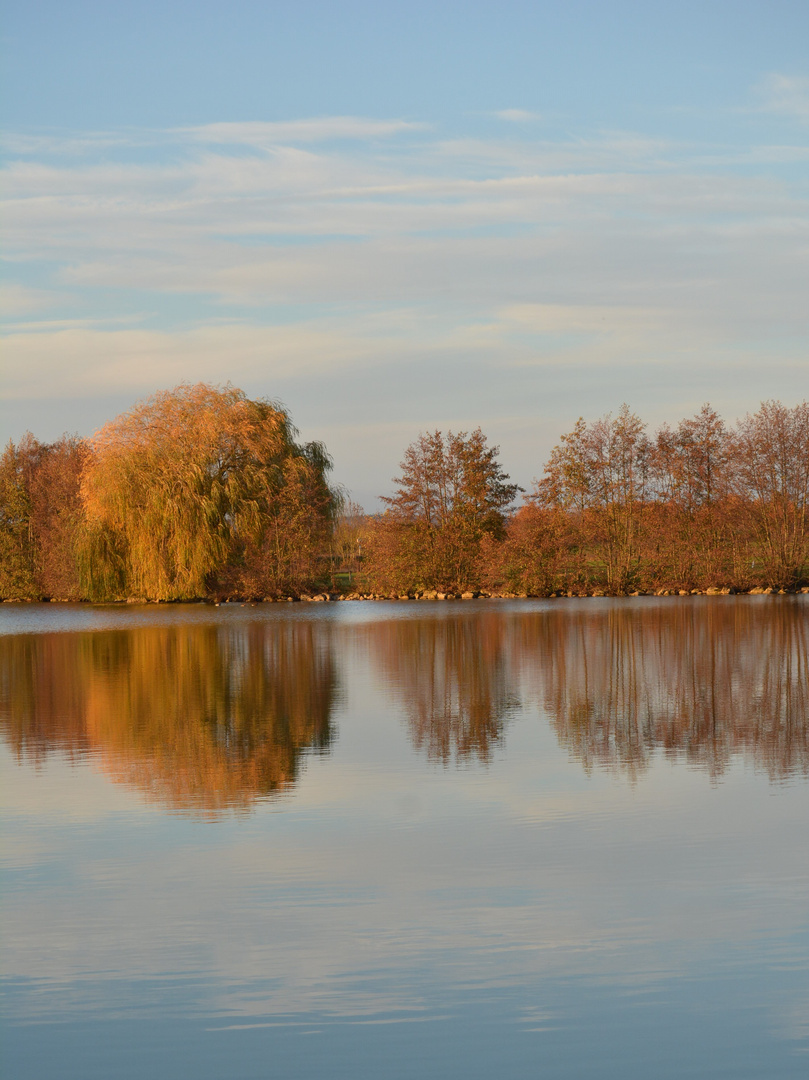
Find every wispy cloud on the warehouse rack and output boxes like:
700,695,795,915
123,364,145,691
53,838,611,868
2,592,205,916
492,109,541,124
755,73,809,121
1,321,389,399
0,117,427,160
178,117,427,147
0,283,70,317
0,129,170,157
1,111,806,479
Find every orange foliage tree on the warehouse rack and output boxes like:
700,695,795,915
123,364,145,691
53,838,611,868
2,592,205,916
645,405,745,590
78,384,338,600
0,434,87,600
731,400,809,588
496,400,808,595
0,436,37,599
532,405,651,591
365,429,520,593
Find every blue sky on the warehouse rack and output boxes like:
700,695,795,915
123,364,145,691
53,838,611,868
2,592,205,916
2,1,808,506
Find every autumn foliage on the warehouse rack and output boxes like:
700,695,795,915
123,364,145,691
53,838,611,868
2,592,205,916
0,434,86,600
76,384,337,600
364,429,520,594
1,389,808,601
359,402,808,596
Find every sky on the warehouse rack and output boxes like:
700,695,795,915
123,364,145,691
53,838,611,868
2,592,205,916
1,0,808,508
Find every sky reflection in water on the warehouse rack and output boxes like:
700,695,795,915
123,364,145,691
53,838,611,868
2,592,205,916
2,598,808,1079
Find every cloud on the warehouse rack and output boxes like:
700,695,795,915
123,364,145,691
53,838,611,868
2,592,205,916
0,284,70,317
755,74,809,121
0,130,163,157
1,113,807,482
179,117,427,147
492,109,541,124
0,118,427,160
0,321,392,400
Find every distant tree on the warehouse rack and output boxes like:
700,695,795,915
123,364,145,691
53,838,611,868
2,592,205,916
647,405,742,589
330,499,369,587
236,448,337,598
0,437,38,599
731,400,809,587
492,503,577,595
652,404,730,511
366,429,520,593
78,383,338,600
28,435,87,599
537,405,651,590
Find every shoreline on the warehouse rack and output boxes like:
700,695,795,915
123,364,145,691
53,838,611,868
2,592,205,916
4,586,809,605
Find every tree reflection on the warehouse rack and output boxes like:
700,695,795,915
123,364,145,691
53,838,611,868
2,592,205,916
0,621,337,813
2,600,805,797
513,600,809,780
369,613,520,763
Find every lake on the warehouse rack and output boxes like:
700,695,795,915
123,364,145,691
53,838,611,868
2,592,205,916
2,597,808,1078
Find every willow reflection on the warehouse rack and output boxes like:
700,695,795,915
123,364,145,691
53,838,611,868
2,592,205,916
369,613,520,763
513,599,809,780
0,621,337,812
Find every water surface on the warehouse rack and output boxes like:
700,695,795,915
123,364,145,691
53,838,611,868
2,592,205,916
2,598,808,1077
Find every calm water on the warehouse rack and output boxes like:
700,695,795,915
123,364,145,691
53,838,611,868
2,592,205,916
2,597,808,1079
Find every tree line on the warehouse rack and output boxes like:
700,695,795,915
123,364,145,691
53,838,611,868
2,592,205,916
1,384,808,601
1,384,336,601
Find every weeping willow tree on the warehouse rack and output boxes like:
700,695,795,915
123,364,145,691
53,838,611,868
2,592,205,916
77,384,338,600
